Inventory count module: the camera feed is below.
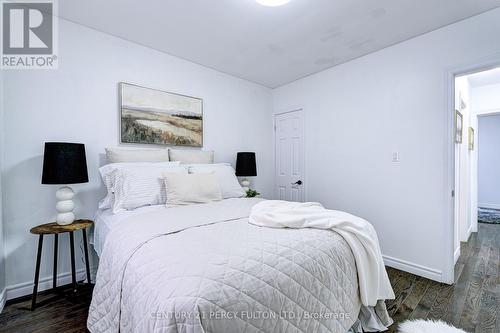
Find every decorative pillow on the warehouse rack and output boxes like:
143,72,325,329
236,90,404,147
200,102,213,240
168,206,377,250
169,149,214,164
112,165,188,213
162,172,222,206
105,147,170,163
188,164,245,199
98,162,181,209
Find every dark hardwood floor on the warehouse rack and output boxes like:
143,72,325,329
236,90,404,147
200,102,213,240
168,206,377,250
385,222,499,333
0,283,93,333
0,223,498,333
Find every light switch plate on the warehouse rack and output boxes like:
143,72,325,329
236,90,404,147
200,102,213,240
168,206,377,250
392,152,400,162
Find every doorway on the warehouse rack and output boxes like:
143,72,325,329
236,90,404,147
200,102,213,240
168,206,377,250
274,109,305,202
477,113,500,223
453,66,500,270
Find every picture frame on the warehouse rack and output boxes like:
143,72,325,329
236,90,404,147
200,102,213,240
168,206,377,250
455,110,463,144
468,127,474,150
119,82,203,147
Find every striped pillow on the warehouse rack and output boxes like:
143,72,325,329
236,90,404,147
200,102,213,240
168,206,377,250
98,162,180,209
111,165,188,213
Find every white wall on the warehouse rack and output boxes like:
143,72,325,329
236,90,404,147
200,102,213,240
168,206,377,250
478,114,500,209
454,77,472,261
471,83,500,112
273,8,500,282
2,19,273,299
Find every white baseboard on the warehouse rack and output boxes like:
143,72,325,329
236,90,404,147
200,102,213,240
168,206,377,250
478,203,500,210
6,267,96,301
383,255,443,283
0,288,6,314
454,247,461,265
466,223,474,240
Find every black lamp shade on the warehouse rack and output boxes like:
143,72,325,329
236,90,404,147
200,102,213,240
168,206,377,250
42,142,89,184
235,152,257,177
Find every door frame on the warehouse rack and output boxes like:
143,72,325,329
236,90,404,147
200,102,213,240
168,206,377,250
444,52,500,284
273,107,307,201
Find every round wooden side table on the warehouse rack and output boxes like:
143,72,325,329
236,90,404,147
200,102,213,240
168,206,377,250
29,219,93,311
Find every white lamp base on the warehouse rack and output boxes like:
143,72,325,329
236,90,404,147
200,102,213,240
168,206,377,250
56,186,75,225
240,178,250,192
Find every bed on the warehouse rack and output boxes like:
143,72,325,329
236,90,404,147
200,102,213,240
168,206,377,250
88,197,392,333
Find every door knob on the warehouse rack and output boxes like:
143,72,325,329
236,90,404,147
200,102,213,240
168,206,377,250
291,180,303,185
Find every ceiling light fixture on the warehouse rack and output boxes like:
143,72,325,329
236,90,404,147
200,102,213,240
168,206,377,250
256,0,290,7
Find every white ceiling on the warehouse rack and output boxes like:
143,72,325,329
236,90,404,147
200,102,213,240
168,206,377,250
467,67,500,87
60,0,500,88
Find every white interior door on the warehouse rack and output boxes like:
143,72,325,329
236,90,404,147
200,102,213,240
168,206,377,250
274,110,305,202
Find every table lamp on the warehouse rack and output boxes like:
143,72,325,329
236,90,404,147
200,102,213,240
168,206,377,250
42,142,89,225
235,152,257,191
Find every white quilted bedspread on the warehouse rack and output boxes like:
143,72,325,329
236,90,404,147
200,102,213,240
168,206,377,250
88,198,365,333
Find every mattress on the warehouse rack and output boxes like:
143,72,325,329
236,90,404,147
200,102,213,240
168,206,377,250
88,198,391,333
91,205,166,256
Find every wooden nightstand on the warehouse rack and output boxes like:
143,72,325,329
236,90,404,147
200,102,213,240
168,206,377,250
29,219,93,310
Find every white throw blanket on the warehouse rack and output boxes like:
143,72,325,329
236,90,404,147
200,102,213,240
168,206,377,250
249,200,395,307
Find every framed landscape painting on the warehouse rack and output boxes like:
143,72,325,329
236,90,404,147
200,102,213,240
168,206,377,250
120,82,203,147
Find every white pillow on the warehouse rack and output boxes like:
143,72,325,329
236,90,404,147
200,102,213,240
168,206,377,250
163,172,222,206
106,147,170,163
188,164,245,199
112,165,188,213
98,162,181,209
169,149,214,164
